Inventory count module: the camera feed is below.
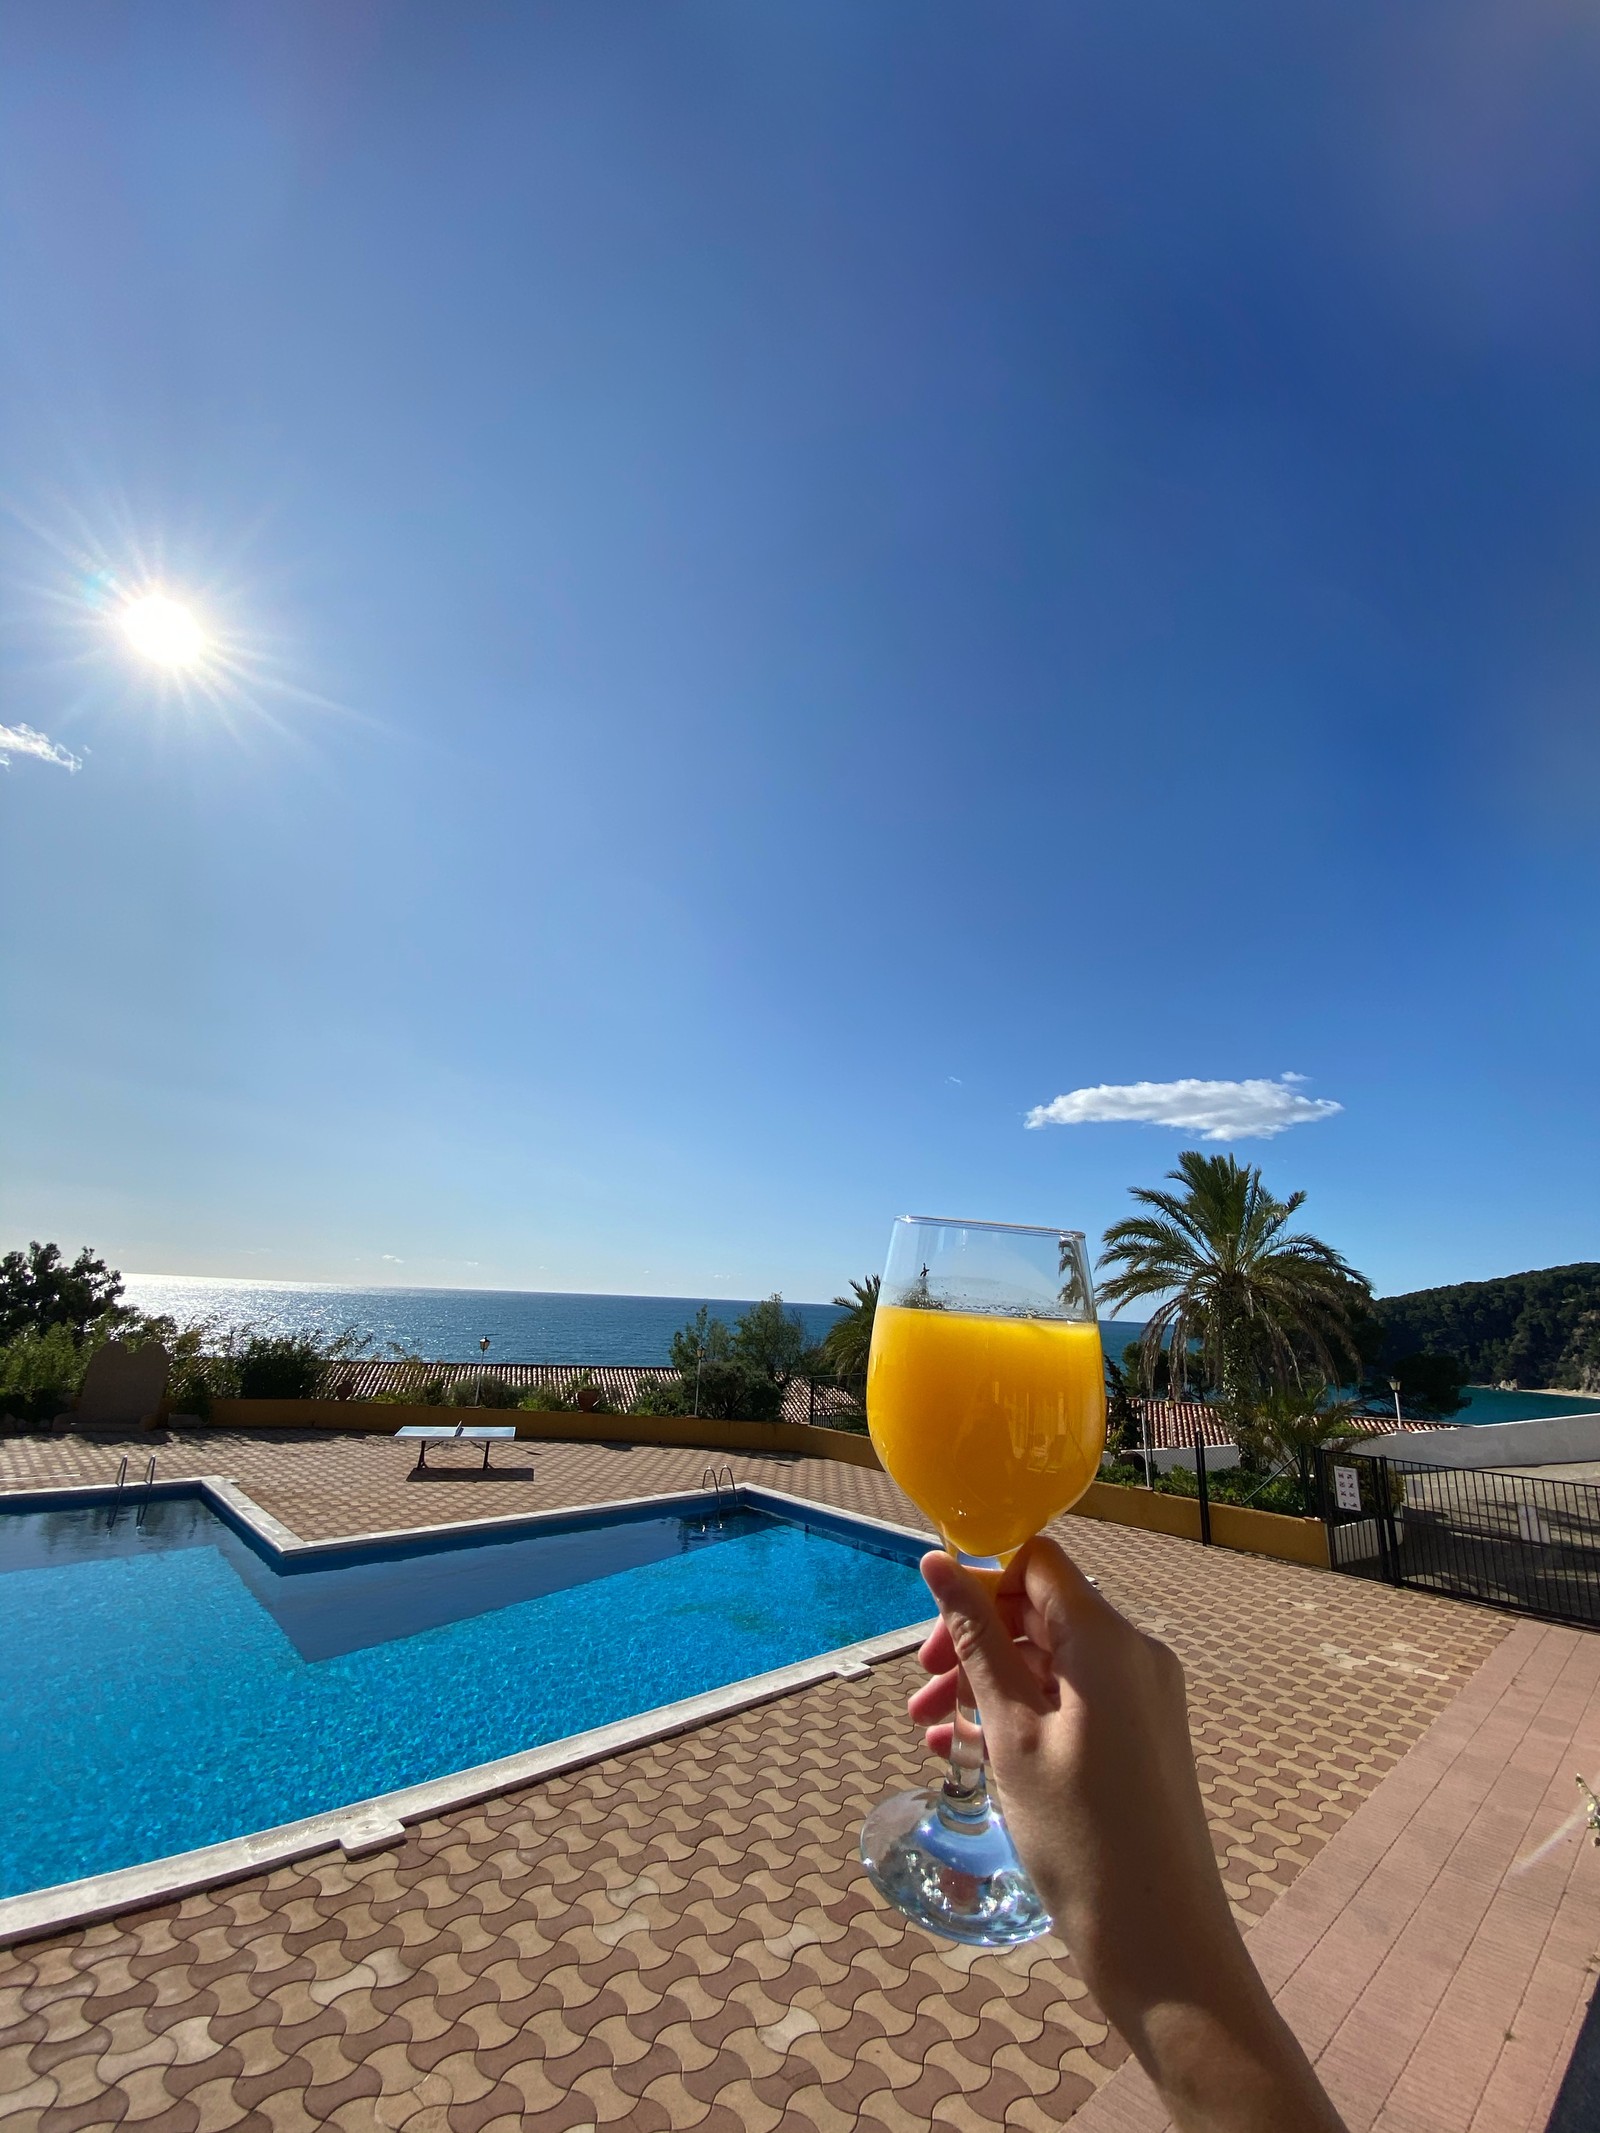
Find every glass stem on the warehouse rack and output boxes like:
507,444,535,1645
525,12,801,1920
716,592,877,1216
940,1660,992,1831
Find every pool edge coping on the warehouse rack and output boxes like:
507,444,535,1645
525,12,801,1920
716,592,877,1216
0,1474,938,1948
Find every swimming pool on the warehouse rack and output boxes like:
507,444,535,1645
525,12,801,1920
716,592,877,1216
0,1483,931,1905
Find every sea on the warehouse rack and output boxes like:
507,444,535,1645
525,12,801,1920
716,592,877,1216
123,1275,1148,1374
120,1278,1598,1422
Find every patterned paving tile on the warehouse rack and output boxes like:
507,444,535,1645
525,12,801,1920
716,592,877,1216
0,1429,1509,2129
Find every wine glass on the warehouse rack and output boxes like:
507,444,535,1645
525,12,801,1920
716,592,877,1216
859,1215,1105,1946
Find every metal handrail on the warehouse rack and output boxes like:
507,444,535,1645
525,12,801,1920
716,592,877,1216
699,1463,737,1517
108,1455,129,1527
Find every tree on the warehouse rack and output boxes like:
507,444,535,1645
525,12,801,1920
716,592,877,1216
0,1241,131,1346
663,1303,787,1421
1384,1351,1469,1419
1097,1152,1370,1406
732,1294,810,1386
670,1307,733,1381
1233,1381,1360,1496
819,1275,879,1383
1558,1312,1600,1396
1103,1346,1145,1461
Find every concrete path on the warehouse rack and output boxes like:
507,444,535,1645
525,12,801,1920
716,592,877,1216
1073,1617,1600,2133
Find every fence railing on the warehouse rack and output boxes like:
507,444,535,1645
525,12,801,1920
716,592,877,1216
1322,1451,1600,1628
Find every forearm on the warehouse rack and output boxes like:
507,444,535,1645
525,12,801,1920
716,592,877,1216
1065,1904,1344,2133
1117,1979,1344,2133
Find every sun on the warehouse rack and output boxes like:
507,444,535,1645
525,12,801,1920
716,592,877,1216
120,591,207,669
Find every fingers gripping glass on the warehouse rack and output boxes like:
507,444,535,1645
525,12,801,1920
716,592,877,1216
859,1216,1105,1946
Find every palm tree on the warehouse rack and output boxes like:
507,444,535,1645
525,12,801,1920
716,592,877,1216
1097,1151,1369,1409
1237,1381,1361,1498
820,1274,879,1382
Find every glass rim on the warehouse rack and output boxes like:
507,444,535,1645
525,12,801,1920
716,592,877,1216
899,1213,1087,1242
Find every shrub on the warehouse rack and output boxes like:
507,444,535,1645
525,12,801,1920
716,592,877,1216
519,1381,573,1412
519,1373,614,1414
373,1375,447,1406
817,1406,869,1437
448,1373,521,1409
628,1378,689,1417
690,1358,784,1421
1100,1457,1150,1489
229,1333,345,1400
0,1323,91,1428
1153,1462,1311,1515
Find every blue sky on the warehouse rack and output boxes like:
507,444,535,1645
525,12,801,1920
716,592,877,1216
2,1,1598,1306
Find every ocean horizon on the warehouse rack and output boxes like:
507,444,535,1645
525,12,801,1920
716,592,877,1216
121,1274,1156,1373
119,1276,1598,1423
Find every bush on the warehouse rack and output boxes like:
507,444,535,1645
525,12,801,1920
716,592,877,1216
0,1323,90,1428
518,1382,571,1412
627,1378,689,1417
517,1373,614,1413
1100,1457,1150,1489
448,1373,521,1409
373,1374,447,1406
193,1325,369,1403
230,1333,340,1400
1153,1462,1311,1515
689,1358,784,1421
816,1406,870,1436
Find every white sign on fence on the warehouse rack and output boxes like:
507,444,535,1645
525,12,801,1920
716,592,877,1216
1333,1464,1363,1514
1516,1501,1553,1546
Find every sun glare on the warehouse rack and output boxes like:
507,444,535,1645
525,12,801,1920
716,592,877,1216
121,591,206,669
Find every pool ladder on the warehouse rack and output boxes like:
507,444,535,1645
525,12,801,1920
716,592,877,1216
108,1453,158,1529
700,1462,736,1524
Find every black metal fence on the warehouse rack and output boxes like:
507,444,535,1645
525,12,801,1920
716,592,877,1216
1320,1450,1600,1629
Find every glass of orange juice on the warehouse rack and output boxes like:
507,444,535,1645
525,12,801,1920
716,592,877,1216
859,1215,1105,1946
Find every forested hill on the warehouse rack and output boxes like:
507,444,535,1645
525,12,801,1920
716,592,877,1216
1376,1264,1600,1392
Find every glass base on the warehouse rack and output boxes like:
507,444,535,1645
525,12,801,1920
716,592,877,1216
859,1786,1053,1947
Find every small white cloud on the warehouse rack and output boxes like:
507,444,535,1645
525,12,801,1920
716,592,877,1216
0,722,82,772
380,1253,404,1263
1025,1076,1342,1142
946,1075,964,1086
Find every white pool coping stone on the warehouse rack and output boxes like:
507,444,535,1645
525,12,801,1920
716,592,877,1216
0,1474,938,1947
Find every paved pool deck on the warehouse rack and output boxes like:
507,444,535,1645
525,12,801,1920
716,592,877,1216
0,1427,1593,2133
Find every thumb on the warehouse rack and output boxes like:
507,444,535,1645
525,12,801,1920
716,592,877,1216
919,1550,1038,1712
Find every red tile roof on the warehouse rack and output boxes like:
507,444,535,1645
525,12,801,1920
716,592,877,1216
1133,1399,1446,1450
315,1358,860,1427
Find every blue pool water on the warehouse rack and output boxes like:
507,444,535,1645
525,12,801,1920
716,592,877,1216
0,1493,929,1899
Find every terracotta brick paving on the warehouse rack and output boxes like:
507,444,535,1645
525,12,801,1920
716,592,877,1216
1073,1616,1600,2133
0,1430,1514,2130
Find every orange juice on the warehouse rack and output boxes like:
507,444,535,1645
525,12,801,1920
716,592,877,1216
867,1304,1105,1559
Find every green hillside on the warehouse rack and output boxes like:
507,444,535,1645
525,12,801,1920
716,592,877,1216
1376,1264,1600,1392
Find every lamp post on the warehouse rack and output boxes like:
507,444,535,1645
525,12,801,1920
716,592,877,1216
1388,1375,1403,1430
478,1336,490,1407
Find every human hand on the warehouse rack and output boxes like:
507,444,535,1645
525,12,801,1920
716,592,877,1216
910,1537,1343,2133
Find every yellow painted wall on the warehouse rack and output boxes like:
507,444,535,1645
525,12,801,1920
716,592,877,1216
206,1399,885,1469
1072,1479,1330,1569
